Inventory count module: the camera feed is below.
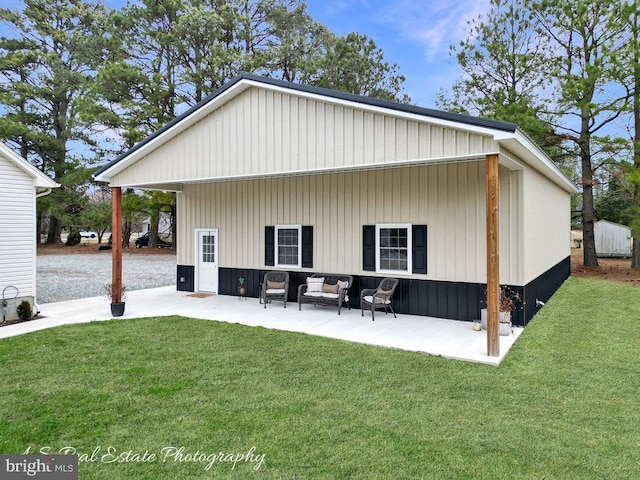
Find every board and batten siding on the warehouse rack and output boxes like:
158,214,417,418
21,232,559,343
178,162,521,285
0,155,36,298
522,165,571,284
111,87,497,187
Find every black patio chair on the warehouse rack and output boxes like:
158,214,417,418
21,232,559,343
360,277,399,321
260,271,289,308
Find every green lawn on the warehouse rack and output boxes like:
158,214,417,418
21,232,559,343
1,277,639,479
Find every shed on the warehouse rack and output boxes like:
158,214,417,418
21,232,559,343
95,73,577,333
594,220,632,257
0,142,59,321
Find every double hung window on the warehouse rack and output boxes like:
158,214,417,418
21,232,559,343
363,224,427,274
275,225,302,268
376,224,411,274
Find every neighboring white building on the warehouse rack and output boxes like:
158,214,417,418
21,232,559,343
95,73,578,326
140,212,172,236
594,220,632,258
0,142,58,321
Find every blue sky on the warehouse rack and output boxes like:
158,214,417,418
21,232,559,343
305,0,492,106
1,0,492,108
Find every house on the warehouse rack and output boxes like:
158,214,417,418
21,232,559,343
594,220,632,257
94,73,577,328
0,142,59,321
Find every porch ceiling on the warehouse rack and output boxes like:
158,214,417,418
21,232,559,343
112,152,521,190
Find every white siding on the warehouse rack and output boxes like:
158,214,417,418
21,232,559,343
0,155,36,298
112,87,497,187
522,166,571,283
177,163,520,285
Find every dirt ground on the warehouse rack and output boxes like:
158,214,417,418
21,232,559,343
37,242,175,256
571,253,640,286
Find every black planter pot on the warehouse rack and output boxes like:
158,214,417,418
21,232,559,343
110,302,126,317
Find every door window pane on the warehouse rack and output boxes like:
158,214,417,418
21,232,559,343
202,235,215,263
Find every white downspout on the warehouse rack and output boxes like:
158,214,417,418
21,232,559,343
34,187,53,314
35,188,52,198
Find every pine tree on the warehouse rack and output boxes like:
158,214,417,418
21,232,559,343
0,0,127,242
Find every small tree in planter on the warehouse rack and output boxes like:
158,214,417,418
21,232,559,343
481,285,523,335
105,283,127,317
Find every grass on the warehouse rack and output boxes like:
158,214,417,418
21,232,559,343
1,277,639,479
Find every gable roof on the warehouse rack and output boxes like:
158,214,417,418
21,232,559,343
94,73,516,178
94,73,577,193
0,142,59,189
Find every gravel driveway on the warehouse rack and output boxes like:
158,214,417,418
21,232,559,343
37,253,175,304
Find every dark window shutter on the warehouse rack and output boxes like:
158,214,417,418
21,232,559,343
302,226,313,268
363,225,375,271
412,225,428,274
265,226,275,266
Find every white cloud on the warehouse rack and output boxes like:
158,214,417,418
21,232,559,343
307,0,493,105
373,0,493,61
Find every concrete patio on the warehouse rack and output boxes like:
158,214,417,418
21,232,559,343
0,286,523,365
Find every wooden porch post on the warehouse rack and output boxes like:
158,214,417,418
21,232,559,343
111,186,123,303
486,154,500,357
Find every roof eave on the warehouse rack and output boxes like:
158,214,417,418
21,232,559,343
494,128,578,194
0,142,59,188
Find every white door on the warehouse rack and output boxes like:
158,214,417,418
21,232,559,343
196,229,218,293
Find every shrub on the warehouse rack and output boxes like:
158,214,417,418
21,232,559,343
482,285,523,313
16,300,33,321
104,283,127,302
66,229,81,246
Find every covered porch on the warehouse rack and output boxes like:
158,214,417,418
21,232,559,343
1,286,523,365
95,74,576,360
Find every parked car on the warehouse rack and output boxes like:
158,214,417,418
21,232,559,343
79,230,97,238
135,232,172,248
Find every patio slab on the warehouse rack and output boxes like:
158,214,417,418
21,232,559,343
0,286,523,366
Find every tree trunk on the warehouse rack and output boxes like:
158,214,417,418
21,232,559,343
36,205,43,245
149,219,159,248
632,9,640,269
122,220,132,249
632,238,640,269
580,110,598,266
581,169,598,266
46,214,62,244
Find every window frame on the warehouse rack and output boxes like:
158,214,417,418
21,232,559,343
375,223,412,274
275,224,302,268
